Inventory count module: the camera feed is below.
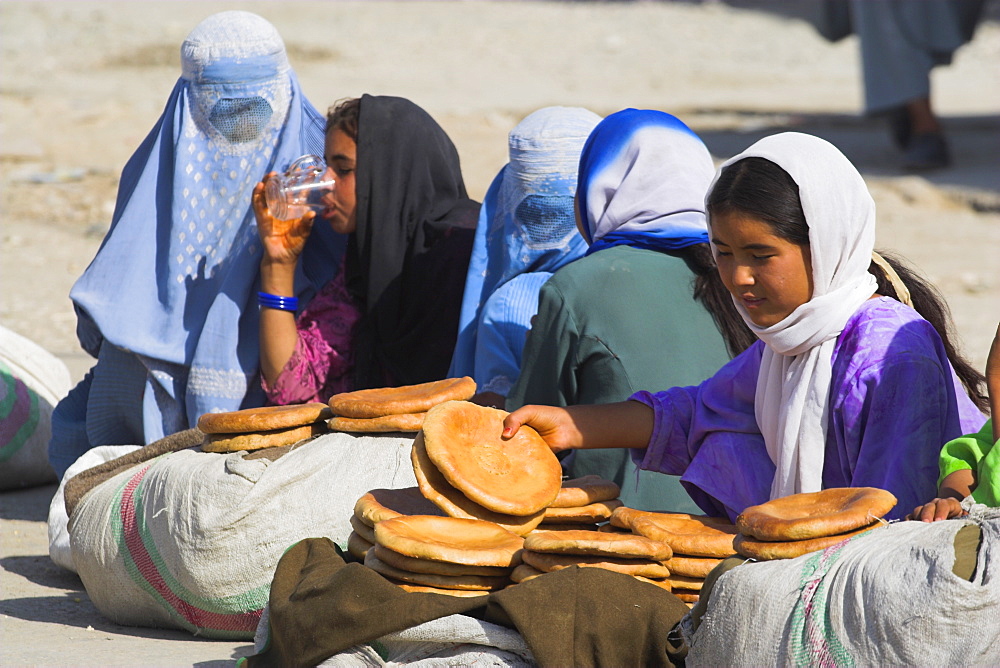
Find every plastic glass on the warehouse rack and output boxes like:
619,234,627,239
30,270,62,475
265,154,336,220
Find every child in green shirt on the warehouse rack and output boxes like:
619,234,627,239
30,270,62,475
908,322,998,521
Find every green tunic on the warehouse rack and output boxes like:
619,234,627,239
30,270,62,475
939,418,999,508
507,245,732,512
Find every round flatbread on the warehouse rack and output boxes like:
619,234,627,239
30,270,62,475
364,551,507,590
632,575,673,592
531,524,599,534
202,422,324,453
393,582,490,597
664,574,704,591
542,499,623,523
609,507,701,530
411,434,545,536
328,377,477,418
631,515,738,558
524,530,673,561
673,590,700,604
328,413,425,433
734,525,879,560
663,556,724,579
421,401,562,516
597,523,631,534
521,550,671,579
375,515,524,568
354,487,445,526
350,514,377,544
373,544,510,577
550,476,621,508
510,563,546,584
197,403,331,434
347,531,374,561
736,487,897,541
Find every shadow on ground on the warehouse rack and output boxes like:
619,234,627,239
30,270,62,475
0,484,57,522
1,554,84,590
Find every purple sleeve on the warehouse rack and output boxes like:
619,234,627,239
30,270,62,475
262,273,359,405
829,354,978,521
628,343,773,520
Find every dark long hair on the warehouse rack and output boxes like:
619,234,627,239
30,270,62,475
677,243,756,357
708,157,987,411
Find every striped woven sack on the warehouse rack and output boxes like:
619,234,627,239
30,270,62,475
69,432,418,639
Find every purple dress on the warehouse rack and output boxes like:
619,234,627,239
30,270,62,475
631,297,987,521
262,264,361,405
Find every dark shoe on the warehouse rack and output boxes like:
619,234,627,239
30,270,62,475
887,106,912,150
902,132,951,170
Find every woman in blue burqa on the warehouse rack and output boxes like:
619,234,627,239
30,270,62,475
49,11,344,478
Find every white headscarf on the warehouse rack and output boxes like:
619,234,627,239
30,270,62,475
707,133,879,498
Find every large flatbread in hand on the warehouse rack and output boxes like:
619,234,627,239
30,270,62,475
411,434,545,536
328,377,476,418
421,401,561,516
736,487,897,541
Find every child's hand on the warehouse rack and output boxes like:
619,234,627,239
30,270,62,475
905,497,968,522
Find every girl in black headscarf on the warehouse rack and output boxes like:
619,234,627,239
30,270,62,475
253,95,477,401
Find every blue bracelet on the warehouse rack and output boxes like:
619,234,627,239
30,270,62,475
258,291,299,311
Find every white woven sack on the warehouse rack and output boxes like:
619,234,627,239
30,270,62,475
253,606,536,666
48,444,142,573
684,507,1000,666
69,432,417,639
0,325,72,489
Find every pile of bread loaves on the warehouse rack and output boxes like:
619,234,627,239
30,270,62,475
733,487,897,560
196,377,478,451
196,379,898,605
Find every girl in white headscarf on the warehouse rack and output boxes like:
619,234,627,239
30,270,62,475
502,132,986,521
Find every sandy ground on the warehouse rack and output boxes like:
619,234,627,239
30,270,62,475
1,1,997,666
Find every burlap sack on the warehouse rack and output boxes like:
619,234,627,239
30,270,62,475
0,326,71,490
69,432,417,639
683,505,1000,666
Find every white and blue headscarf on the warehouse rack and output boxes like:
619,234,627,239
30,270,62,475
449,107,600,393
577,109,714,255
68,11,344,441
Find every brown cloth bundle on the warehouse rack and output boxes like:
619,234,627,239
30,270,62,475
243,536,690,668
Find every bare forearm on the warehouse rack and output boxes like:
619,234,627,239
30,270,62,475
939,469,976,501
503,400,654,453
259,259,299,386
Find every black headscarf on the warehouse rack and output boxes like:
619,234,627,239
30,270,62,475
346,95,478,389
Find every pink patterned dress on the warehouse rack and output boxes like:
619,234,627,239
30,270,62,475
262,265,361,405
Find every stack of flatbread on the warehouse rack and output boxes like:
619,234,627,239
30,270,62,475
347,487,446,560
364,514,524,597
535,475,624,531
610,507,739,605
327,377,477,433
514,529,674,591
734,487,896,560
196,403,331,453
411,401,563,536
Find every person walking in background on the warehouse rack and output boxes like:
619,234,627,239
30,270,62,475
810,0,985,170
